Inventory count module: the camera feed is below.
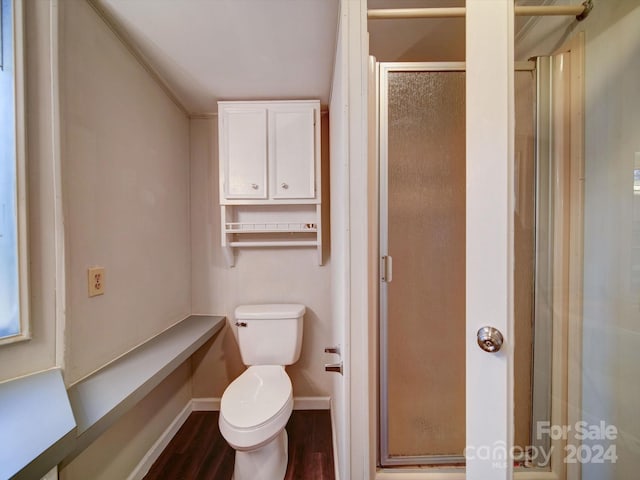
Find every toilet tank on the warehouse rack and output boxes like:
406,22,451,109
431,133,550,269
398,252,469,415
234,304,305,366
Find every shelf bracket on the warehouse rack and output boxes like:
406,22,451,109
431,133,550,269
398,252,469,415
223,245,235,267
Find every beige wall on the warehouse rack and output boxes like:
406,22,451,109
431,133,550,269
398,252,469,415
60,362,192,480
59,0,191,385
190,116,333,398
52,1,195,478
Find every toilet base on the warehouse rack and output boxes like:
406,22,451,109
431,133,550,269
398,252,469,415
232,429,288,480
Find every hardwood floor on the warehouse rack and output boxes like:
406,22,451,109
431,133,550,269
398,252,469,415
144,410,335,480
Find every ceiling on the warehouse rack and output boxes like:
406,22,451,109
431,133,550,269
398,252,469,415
94,0,340,115
93,0,557,116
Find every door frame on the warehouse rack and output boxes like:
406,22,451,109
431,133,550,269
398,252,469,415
348,0,584,477
377,61,469,468
371,27,584,480
377,60,543,469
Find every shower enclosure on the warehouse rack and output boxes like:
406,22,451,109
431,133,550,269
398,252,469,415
377,56,576,471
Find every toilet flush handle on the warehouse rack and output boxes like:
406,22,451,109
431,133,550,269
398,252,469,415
235,321,247,327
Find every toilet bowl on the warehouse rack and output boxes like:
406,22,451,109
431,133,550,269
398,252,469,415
219,366,293,479
219,304,305,480
219,366,293,450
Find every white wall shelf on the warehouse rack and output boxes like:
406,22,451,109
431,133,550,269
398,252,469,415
221,203,322,266
228,240,319,247
225,222,318,233
67,315,224,441
218,100,322,266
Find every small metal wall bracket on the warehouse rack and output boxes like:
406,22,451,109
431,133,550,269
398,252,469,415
324,346,343,374
576,0,593,22
325,362,343,374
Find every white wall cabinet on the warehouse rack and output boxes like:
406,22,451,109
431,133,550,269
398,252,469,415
218,100,322,266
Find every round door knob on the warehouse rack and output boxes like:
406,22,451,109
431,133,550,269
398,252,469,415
281,182,289,189
477,326,504,353
251,183,259,190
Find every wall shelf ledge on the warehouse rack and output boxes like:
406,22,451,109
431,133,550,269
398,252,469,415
66,315,225,448
0,315,225,479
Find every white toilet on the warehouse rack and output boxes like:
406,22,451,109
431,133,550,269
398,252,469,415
219,303,305,480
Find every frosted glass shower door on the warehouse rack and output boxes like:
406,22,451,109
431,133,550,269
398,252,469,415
379,65,467,464
379,60,535,468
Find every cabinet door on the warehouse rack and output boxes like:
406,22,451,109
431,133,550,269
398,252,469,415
269,106,316,199
221,108,268,199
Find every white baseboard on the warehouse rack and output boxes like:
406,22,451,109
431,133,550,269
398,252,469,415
191,397,221,411
127,401,193,480
293,396,331,410
191,396,331,412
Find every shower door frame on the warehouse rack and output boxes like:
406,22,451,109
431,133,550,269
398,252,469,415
377,38,584,477
378,60,543,469
378,61,469,467
376,62,536,467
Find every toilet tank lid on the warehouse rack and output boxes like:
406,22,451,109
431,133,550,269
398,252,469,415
235,304,306,320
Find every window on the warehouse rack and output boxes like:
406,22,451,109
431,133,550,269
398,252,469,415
0,0,28,344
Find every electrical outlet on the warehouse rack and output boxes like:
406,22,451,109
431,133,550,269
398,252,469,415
88,266,105,297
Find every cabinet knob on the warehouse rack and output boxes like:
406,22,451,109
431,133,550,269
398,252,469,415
251,183,259,190
281,182,289,190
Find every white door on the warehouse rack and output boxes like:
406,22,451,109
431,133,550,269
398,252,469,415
465,1,514,478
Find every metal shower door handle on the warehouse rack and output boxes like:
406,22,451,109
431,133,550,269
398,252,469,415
477,326,504,353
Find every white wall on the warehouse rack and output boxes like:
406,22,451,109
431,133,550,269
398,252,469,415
189,116,333,399
329,3,349,476
59,0,191,385
331,1,373,478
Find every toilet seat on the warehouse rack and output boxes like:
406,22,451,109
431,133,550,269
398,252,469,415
219,365,293,451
